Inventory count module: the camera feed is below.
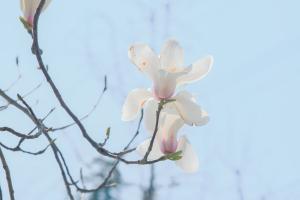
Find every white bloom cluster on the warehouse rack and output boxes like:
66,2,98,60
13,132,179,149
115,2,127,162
122,39,213,172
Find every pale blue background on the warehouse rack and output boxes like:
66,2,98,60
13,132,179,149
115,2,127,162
0,0,300,199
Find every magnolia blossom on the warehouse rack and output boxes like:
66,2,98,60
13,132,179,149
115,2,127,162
122,39,213,127
20,0,52,27
137,113,199,173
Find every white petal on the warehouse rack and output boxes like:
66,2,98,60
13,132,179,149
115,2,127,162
128,44,160,81
175,136,199,173
122,89,152,121
20,0,26,12
20,0,34,18
160,39,184,69
144,100,184,136
177,55,213,86
160,113,184,139
136,138,164,161
174,91,207,126
144,99,159,133
197,109,210,126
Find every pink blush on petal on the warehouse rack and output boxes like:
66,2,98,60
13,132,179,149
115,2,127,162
27,15,34,27
153,86,174,100
160,135,178,154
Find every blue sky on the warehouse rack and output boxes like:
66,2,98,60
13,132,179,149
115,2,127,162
1,0,300,199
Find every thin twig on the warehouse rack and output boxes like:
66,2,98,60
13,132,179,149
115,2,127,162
0,126,42,139
43,132,75,199
1,83,42,110
51,76,107,132
4,57,22,92
0,89,35,122
143,101,163,161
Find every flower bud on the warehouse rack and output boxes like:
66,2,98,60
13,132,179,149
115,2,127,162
20,0,52,28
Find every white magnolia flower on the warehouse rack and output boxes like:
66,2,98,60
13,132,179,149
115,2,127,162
122,39,213,126
20,0,52,27
137,113,199,173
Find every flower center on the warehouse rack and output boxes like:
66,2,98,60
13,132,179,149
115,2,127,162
153,86,174,100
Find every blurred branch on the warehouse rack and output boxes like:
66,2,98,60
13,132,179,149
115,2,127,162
0,147,15,200
0,184,2,200
235,170,244,200
143,165,156,200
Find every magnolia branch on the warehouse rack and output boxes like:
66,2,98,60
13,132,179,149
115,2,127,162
0,0,177,199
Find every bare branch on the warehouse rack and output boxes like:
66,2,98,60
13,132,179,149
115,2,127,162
1,83,42,111
0,126,42,139
0,147,15,200
43,132,75,199
143,165,156,200
0,140,52,156
143,102,163,161
0,89,34,122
